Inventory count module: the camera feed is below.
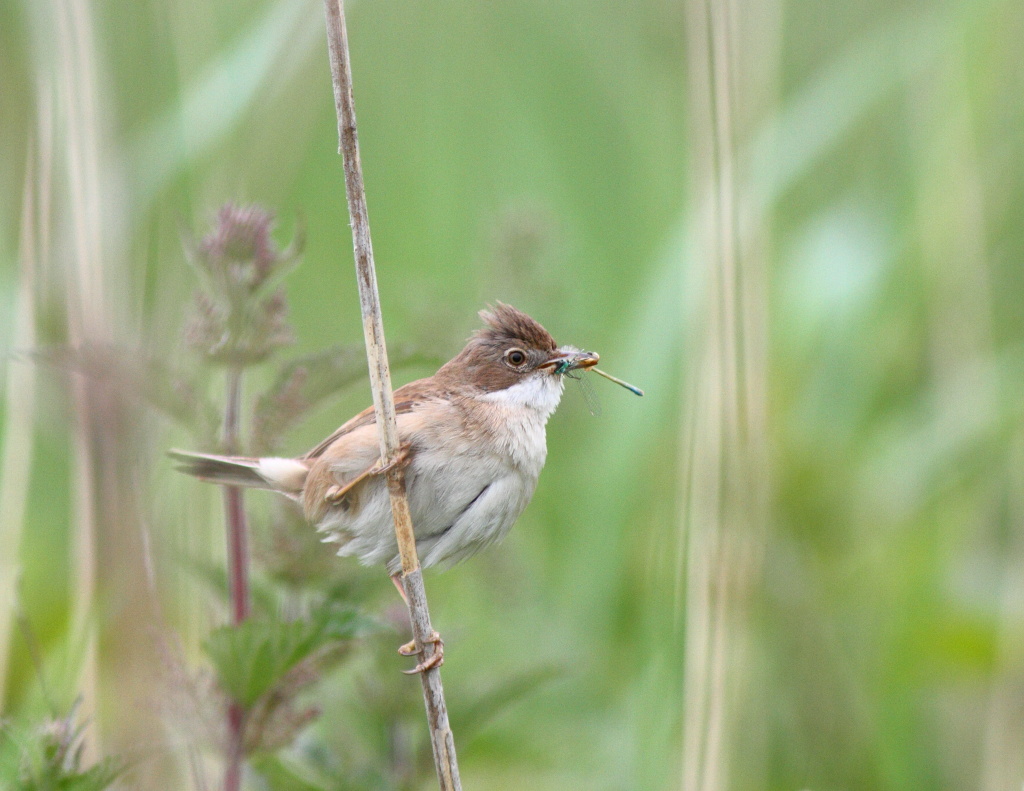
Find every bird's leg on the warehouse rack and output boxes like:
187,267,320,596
391,572,445,674
391,572,408,604
325,441,413,504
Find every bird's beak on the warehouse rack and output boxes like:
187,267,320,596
541,347,600,373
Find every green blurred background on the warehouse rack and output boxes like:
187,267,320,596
2,0,1024,788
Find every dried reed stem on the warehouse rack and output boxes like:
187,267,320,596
680,0,770,787
320,2,461,788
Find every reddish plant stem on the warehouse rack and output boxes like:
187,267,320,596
224,487,250,624
222,368,250,623
222,367,249,791
224,702,244,791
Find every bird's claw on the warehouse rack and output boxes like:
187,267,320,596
379,441,414,475
325,443,414,504
398,630,444,674
323,484,347,504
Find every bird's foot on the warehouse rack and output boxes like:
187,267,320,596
398,630,444,674
378,441,414,475
325,442,414,504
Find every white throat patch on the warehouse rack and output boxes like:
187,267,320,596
479,372,565,420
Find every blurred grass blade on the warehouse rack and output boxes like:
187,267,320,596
679,0,772,787
0,137,45,708
55,0,108,756
34,344,219,438
748,12,946,210
456,666,561,736
131,0,321,206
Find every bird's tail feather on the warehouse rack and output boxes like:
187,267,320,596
168,449,308,494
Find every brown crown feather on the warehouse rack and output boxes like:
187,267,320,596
475,303,557,352
430,303,559,392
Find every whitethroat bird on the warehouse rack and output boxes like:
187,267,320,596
171,303,641,671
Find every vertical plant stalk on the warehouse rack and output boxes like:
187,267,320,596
0,137,43,707
56,0,105,760
222,367,250,791
320,2,462,789
222,369,251,624
904,41,1000,790
679,0,770,788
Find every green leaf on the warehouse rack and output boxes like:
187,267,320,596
1,713,125,791
49,759,123,791
202,607,371,707
249,755,334,791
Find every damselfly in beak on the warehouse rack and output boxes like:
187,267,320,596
566,367,603,416
591,367,644,397
553,351,644,415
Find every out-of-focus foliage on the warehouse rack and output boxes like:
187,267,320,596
202,606,368,710
0,701,124,791
2,0,1024,789
183,204,301,366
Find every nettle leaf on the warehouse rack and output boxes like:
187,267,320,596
42,759,123,791
2,707,125,791
183,558,285,617
203,607,372,707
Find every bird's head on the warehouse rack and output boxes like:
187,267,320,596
438,303,599,416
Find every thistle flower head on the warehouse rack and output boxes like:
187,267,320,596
184,203,303,366
196,205,277,292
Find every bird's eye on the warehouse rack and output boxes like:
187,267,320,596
505,348,527,367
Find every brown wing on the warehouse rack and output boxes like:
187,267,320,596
302,420,384,525
301,377,440,461
301,389,443,526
